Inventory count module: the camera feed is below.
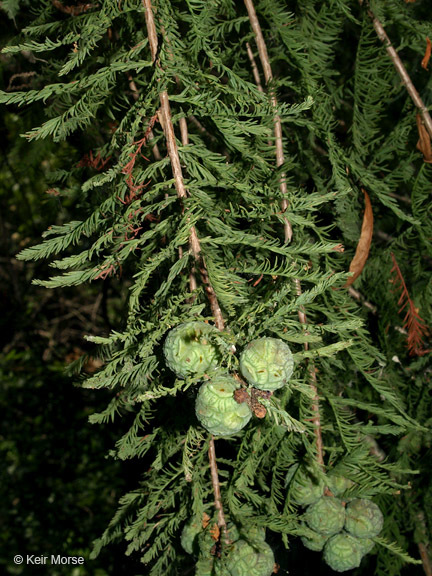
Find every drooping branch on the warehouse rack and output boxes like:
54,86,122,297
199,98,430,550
419,543,432,576
348,286,378,315
245,0,324,468
143,19,225,329
142,0,158,62
246,41,264,93
244,0,292,243
363,2,432,140
208,436,229,545
158,92,188,199
189,115,218,144
160,118,224,325
142,0,228,542
179,117,197,296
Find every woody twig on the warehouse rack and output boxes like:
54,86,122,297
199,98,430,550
363,2,432,140
179,116,197,296
142,0,228,541
245,0,324,469
244,0,292,243
246,42,264,93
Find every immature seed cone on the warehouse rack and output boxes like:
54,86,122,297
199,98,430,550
327,475,354,497
323,533,363,572
356,537,375,556
300,524,329,552
224,539,275,576
195,556,226,576
239,337,294,391
304,497,346,536
345,498,384,539
181,518,202,555
195,376,252,436
242,525,266,544
285,464,325,506
164,321,219,378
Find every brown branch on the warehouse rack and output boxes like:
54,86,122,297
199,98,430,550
179,116,190,146
416,113,432,163
244,0,272,85
142,0,158,63
416,511,432,576
421,37,432,71
246,42,272,149
6,71,36,91
143,4,228,544
158,92,187,199
348,286,378,314
189,115,218,143
142,11,225,329
159,97,224,323
244,0,322,465
244,0,292,243
246,42,264,93
365,4,432,140
208,436,229,545
179,117,197,298
198,254,225,331
388,192,411,204
419,543,432,576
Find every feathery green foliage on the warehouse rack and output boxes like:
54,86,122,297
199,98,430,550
2,0,432,574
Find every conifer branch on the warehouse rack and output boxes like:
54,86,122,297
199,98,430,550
244,0,292,243
246,42,264,93
189,115,218,143
179,116,189,146
142,2,228,546
295,280,325,469
414,511,432,576
418,543,432,576
244,0,323,466
348,286,377,314
142,0,158,63
179,116,197,296
142,7,225,328
363,2,432,139
127,74,161,160
208,436,229,545
158,92,187,200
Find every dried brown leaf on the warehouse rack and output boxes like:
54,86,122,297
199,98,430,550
416,114,432,163
210,523,220,541
421,37,431,70
202,512,211,530
344,190,373,287
390,253,431,356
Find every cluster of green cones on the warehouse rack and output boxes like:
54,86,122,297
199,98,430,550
181,516,275,576
164,322,294,436
286,465,384,572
